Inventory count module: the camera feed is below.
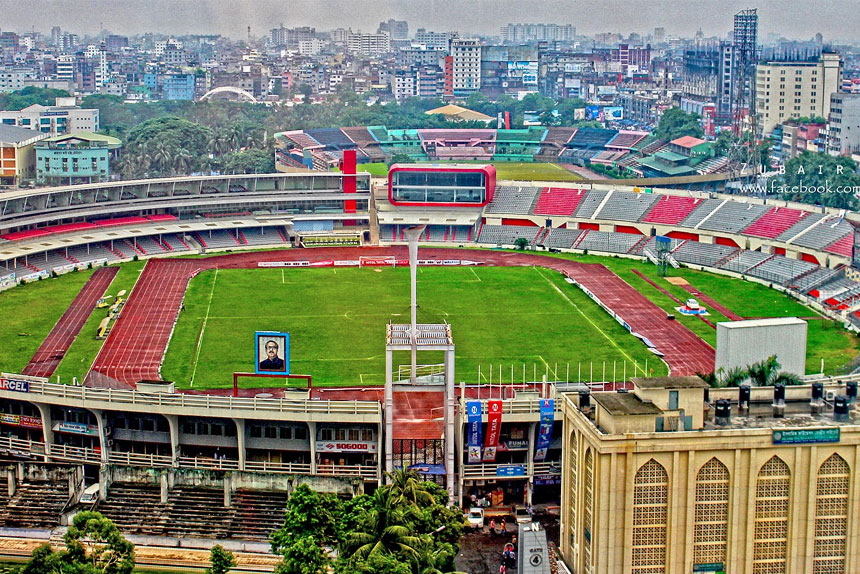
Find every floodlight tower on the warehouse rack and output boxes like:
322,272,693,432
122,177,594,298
404,225,426,383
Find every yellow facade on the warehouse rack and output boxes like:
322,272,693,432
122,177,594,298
560,381,860,574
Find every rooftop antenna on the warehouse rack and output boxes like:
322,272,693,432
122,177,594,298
404,225,426,383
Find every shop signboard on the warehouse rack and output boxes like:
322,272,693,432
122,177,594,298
482,400,503,462
534,399,554,461
466,400,483,463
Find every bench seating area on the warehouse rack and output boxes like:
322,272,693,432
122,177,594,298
0,480,69,529
576,230,643,254
673,241,739,267
594,191,660,222
697,202,770,234
533,188,587,216
484,186,541,215
194,230,242,250
476,224,542,246
641,196,702,225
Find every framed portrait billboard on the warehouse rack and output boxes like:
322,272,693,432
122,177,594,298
255,331,290,375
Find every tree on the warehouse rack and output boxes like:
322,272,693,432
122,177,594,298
270,484,343,552
717,366,748,388
274,535,330,574
388,153,411,168
778,152,860,210
344,488,421,564
386,469,434,509
654,108,704,141
514,237,530,250
207,545,236,574
23,512,135,574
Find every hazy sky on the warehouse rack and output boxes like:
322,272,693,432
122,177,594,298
0,0,856,42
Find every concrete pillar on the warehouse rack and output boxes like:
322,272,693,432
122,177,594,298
232,418,246,471
98,466,109,501
160,471,169,504
526,421,537,505
89,408,109,463
307,422,317,474
164,414,180,465
444,348,456,504
223,474,232,508
384,350,393,478
7,467,15,498
377,422,384,487
34,403,53,462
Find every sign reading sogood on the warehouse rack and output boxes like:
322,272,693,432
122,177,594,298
0,378,30,393
772,428,840,445
315,441,378,453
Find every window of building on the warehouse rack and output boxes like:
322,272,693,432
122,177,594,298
693,458,730,567
813,454,849,574
335,428,346,441
279,426,292,440
320,428,333,441
632,459,668,573
753,456,790,574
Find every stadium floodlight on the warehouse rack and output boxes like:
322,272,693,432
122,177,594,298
403,225,426,383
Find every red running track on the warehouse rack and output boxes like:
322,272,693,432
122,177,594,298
22,266,118,379
84,247,716,389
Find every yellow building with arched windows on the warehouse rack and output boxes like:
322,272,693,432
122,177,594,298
559,376,860,574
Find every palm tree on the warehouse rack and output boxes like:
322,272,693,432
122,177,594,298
717,366,748,388
747,355,781,386
386,469,435,509
346,488,421,564
173,148,194,175
418,543,466,574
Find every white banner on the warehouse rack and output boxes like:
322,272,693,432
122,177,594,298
257,261,310,267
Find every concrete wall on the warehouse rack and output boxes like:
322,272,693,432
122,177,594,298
715,318,808,376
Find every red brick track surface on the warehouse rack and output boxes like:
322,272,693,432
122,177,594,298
83,247,715,389
21,267,118,379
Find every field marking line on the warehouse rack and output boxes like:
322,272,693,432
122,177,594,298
537,355,558,380
282,268,285,284
533,267,637,365
469,267,482,281
190,267,218,386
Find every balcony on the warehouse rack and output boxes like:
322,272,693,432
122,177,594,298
460,460,561,480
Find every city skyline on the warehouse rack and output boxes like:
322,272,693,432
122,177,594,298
0,0,854,42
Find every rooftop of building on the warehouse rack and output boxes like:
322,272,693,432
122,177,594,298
670,135,708,148
717,316,807,329
424,104,494,122
591,391,662,416
631,376,709,390
703,399,860,430
0,124,49,146
38,132,122,149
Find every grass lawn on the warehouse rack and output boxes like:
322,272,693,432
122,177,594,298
53,261,146,383
533,250,859,375
162,266,666,389
0,269,95,373
355,161,583,182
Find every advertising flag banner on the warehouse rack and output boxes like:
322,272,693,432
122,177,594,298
534,398,555,461
482,400,503,462
466,401,483,463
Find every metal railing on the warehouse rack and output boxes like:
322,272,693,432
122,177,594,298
460,460,562,479
108,450,173,468
244,460,313,474
176,456,240,471
316,463,378,479
1,377,382,417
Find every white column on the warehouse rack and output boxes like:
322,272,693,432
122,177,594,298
385,350,394,477
445,348,456,504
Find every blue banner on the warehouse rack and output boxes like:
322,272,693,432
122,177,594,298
496,464,526,477
466,401,483,463
534,399,554,461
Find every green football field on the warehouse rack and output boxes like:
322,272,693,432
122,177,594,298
355,161,584,182
161,266,665,389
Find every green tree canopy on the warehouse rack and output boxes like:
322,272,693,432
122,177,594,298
0,87,71,111
23,512,135,574
206,545,236,574
654,108,704,141
778,152,860,209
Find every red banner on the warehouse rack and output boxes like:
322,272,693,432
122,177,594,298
482,400,503,462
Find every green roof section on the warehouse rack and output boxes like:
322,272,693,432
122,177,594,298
637,155,697,176
40,132,122,148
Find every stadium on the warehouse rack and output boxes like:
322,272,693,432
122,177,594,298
1,146,860,564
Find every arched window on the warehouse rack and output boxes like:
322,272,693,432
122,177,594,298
694,458,730,567
568,431,578,552
753,456,791,574
632,459,669,573
583,448,593,574
813,454,850,574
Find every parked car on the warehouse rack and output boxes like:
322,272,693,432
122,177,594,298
513,505,531,524
466,507,484,529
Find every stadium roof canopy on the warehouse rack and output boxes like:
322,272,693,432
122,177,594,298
424,104,494,123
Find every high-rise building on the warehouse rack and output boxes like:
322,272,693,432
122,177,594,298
270,26,315,47
732,8,758,126
756,52,842,133
828,92,860,155
450,38,481,96
377,19,408,41
499,23,575,44
414,28,453,51
653,27,666,44
347,31,391,57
